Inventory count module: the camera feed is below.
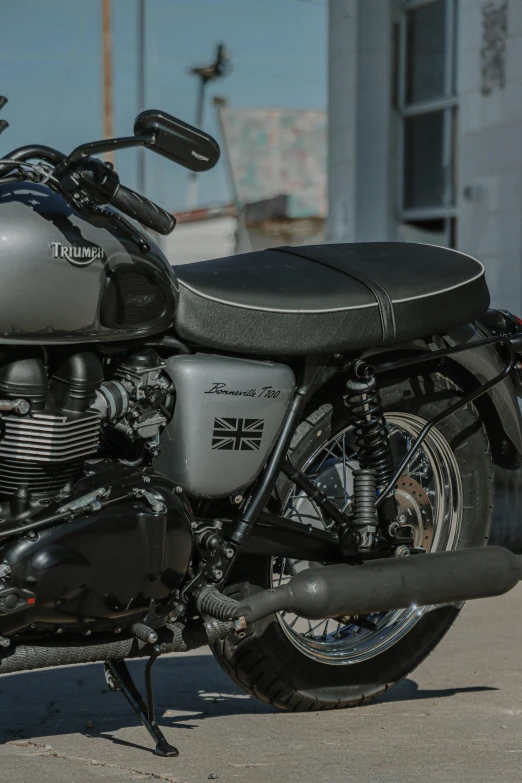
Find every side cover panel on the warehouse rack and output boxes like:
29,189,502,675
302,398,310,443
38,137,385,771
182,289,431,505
155,353,295,497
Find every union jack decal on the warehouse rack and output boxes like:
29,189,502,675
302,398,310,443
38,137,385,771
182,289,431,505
212,417,264,451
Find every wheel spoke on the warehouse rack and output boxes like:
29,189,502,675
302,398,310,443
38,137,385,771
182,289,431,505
274,412,461,664
303,619,327,638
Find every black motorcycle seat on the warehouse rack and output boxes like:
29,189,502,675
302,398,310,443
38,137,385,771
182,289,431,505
173,242,490,356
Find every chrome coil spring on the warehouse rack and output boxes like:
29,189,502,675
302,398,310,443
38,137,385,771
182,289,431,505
344,360,395,490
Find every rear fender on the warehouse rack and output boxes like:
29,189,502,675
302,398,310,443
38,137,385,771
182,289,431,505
439,324,522,468
311,324,522,469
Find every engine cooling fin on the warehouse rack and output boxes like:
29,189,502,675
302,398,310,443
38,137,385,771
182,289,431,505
0,459,85,495
0,411,101,495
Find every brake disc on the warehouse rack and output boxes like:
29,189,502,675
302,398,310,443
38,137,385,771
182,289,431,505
394,475,434,550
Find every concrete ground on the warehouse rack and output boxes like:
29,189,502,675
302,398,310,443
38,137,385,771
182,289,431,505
0,588,522,782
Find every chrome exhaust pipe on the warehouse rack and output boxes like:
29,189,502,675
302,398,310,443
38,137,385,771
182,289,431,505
233,546,522,624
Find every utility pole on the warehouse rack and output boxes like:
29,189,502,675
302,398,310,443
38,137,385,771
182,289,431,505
101,0,114,165
213,96,252,254
137,0,146,194
186,43,231,210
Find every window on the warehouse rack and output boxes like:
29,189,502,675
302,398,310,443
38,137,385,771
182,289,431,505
398,0,458,244
404,110,445,208
406,1,447,104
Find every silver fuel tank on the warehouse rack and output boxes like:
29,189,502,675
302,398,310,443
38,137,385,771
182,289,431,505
0,181,177,343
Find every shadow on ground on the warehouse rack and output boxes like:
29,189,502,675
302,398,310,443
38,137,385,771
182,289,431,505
367,678,497,705
0,649,499,754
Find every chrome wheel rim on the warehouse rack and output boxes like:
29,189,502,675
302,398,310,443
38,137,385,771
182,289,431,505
273,412,463,665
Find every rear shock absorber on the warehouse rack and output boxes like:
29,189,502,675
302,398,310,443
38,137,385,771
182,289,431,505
344,359,395,489
344,360,397,545
350,468,378,551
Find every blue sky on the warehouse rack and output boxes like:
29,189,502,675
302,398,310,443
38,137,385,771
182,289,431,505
1,0,326,211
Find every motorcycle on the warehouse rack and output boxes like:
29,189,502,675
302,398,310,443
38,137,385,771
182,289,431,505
0,99,522,758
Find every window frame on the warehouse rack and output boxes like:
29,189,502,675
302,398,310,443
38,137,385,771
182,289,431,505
398,0,458,223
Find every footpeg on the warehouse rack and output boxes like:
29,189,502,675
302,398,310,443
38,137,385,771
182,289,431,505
130,622,159,644
104,650,179,757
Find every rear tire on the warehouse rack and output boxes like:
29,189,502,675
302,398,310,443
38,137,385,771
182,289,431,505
212,372,494,710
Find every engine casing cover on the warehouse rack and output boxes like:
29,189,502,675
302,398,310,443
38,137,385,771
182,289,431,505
0,463,193,634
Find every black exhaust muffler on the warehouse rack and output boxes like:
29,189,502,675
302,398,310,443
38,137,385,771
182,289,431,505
233,546,522,624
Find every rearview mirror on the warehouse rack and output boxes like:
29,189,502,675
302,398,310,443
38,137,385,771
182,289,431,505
134,110,220,172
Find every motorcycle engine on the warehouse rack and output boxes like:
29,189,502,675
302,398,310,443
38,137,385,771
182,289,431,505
92,347,173,458
0,346,172,499
0,346,192,637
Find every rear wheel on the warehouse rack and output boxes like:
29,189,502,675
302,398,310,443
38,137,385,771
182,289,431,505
212,372,494,710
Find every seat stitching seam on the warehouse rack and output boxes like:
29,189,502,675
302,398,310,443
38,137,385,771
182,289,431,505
176,268,485,314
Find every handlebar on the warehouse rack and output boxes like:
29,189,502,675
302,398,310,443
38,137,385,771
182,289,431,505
0,145,65,177
110,185,176,236
0,145,176,237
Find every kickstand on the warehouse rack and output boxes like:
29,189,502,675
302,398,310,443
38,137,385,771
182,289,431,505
104,650,179,757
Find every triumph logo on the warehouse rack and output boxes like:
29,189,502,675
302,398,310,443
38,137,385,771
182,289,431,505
50,242,104,267
125,293,155,308
191,150,209,162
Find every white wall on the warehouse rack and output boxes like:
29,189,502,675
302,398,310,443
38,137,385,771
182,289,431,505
246,220,325,252
162,214,324,265
161,216,237,267
457,0,522,313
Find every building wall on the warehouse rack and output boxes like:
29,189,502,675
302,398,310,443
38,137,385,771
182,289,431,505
245,219,325,252
161,216,237,267
328,0,522,313
457,0,522,312
161,213,325,265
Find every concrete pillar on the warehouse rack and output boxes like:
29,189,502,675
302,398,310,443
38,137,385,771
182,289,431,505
327,0,395,243
354,0,395,242
327,0,358,243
